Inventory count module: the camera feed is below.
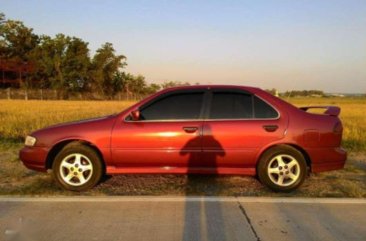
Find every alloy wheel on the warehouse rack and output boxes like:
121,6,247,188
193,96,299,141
59,153,93,186
267,154,300,187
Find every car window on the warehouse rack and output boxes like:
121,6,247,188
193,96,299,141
140,92,204,120
253,96,279,118
209,92,253,119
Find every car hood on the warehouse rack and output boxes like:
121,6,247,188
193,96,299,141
43,114,117,130
30,114,118,147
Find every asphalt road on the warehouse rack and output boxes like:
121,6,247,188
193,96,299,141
1,197,365,241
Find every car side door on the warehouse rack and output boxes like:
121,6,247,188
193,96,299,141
111,89,206,171
202,89,288,172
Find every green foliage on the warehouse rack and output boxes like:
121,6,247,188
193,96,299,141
161,80,190,89
0,12,191,98
89,42,126,97
145,83,161,94
62,37,90,92
265,88,278,96
124,74,147,94
29,34,90,93
0,15,39,61
282,90,325,97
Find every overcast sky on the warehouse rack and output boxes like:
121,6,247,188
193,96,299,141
2,0,366,93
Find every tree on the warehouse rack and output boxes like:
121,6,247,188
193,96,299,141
90,42,126,97
266,88,278,96
283,89,325,97
29,34,90,96
0,16,39,62
161,80,190,89
0,13,39,90
0,12,5,23
29,34,70,95
28,35,54,89
127,74,147,95
49,34,69,93
62,37,90,92
145,83,161,94
109,71,125,96
0,13,6,55
0,12,171,99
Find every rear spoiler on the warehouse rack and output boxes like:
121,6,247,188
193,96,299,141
299,106,340,117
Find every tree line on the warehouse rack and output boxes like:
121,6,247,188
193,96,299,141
282,90,325,97
265,89,327,97
1,13,335,100
0,13,188,99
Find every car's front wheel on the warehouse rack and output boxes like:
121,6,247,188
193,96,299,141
52,143,103,191
257,145,307,192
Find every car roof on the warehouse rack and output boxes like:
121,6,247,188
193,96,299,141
161,85,261,92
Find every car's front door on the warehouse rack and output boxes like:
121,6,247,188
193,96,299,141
111,90,206,171
202,89,288,171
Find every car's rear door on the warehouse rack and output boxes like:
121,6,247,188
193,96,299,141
202,88,287,171
111,89,206,170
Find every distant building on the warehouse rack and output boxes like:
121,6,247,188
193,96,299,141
310,94,322,97
328,93,345,97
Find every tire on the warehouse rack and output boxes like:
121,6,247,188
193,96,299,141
52,143,103,191
257,145,307,192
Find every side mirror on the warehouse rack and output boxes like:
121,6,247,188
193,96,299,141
130,110,140,121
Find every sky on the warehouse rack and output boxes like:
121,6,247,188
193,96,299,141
2,0,366,93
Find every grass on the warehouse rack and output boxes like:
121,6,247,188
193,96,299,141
0,100,135,142
0,97,365,196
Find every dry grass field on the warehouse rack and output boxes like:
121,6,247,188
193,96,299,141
0,97,365,197
0,97,365,151
0,100,135,143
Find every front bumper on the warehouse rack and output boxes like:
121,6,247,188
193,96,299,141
19,146,49,172
307,147,347,173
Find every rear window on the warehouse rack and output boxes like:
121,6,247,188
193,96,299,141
208,92,278,119
253,96,279,118
209,92,253,119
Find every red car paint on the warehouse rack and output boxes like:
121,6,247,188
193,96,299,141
19,85,347,175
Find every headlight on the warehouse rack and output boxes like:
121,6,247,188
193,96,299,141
25,136,37,147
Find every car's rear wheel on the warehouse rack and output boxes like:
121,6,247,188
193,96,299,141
257,145,307,192
52,143,103,191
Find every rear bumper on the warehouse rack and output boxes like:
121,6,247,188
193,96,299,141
306,147,347,173
19,146,49,172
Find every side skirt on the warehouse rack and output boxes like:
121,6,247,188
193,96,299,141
106,166,256,175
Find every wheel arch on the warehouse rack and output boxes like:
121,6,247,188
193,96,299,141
256,143,312,171
45,139,106,173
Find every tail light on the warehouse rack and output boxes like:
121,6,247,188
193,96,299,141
333,121,343,134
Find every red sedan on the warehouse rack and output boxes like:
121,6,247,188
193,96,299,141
19,85,347,192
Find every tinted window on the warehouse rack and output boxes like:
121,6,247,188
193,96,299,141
140,92,204,120
254,96,278,118
209,92,253,119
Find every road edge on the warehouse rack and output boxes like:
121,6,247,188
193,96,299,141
0,196,365,203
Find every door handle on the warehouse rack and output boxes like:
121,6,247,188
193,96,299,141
183,127,198,133
263,125,278,132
